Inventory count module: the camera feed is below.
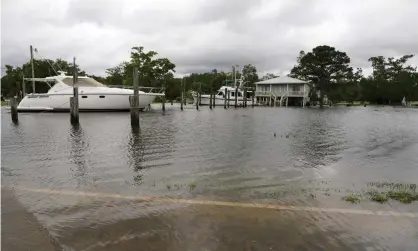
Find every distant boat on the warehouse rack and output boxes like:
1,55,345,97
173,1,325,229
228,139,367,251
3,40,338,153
192,85,253,106
18,71,164,112
192,77,253,106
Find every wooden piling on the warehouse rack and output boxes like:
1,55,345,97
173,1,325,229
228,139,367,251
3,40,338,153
196,91,199,110
70,90,79,124
213,92,216,108
130,67,140,126
252,88,255,108
70,57,79,125
243,89,247,108
224,88,227,109
234,87,238,108
227,91,230,108
183,79,187,106
162,88,166,111
209,93,213,109
180,83,184,111
10,97,18,123
199,83,202,106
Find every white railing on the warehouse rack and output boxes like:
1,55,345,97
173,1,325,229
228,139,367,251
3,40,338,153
255,91,273,96
256,91,307,97
288,91,306,96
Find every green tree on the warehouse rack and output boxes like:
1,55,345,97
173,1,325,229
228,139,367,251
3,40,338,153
1,58,86,96
165,78,182,101
242,64,259,87
363,55,418,104
105,62,126,85
289,45,353,107
183,71,226,94
123,46,176,87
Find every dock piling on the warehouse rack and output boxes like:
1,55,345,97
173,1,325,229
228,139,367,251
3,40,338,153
243,89,247,108
70,91,79,125
224,88,227,109
130,67,140,127
227,91,230,108
234,87,238,108
199,83,202,106
180,83,184,111
70,57,79,125
10,97,18,123
213,92,216,108
209,93,213,110
196,92,199,110
252,88,255,108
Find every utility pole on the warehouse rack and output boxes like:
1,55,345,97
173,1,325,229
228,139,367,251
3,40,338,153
30,45,35,93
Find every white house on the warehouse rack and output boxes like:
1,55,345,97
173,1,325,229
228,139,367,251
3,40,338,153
255,76,310,107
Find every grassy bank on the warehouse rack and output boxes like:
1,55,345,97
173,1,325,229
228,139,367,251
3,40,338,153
1,101,9,106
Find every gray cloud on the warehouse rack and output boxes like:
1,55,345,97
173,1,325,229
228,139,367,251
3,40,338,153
2,0,418,78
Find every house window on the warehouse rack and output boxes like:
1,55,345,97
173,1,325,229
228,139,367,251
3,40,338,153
231,92,234,97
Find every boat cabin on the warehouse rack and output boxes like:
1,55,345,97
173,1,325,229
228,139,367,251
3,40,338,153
216,86,252,99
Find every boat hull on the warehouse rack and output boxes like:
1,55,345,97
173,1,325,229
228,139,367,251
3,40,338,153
17,93,158,112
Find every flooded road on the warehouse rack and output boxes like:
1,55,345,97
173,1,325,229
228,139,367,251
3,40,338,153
2,105,418,250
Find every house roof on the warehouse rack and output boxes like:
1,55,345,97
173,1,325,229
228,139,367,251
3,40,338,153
255,76,307,85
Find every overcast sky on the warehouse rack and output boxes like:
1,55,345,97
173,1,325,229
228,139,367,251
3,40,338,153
2,0,418,77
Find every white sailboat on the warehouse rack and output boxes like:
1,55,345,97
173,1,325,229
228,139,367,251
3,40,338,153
18,71,164,112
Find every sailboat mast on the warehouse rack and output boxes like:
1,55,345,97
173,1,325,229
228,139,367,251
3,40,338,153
30,45,35,93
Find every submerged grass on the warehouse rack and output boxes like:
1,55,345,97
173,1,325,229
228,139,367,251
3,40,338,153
188,183,197,191
339,182,418,205
342,194,361,204
367,181,416,192
165,182,197,191
387,190,418,204
370,193,389,203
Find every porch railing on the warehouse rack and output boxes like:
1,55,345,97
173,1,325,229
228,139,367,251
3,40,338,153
256,91,307,97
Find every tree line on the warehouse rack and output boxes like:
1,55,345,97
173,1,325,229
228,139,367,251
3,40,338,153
289,45,418,107
2,45,417,105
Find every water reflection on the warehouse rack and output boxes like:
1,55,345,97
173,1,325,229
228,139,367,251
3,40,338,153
68,124,91,188
127,126,145,185
291,112,345,169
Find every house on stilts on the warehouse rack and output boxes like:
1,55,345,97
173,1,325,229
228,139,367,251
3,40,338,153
255,76,310,107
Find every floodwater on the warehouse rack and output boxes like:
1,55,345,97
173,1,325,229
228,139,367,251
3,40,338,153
2,105,418,250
